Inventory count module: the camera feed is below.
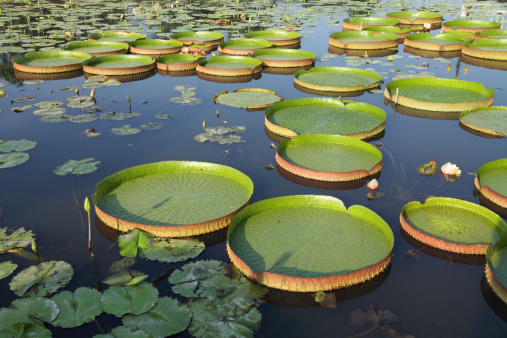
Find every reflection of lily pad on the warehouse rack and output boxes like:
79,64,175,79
475,158,507,209
111,125,142,136
460,106,507,137
227,195,394,291
0,153,30,169
404,33,472,52
0,139,37,153
11,51,92,73
54,158,101,176
244,30,301,45
10,261,73,297
215,88,282,109
400,197,507,254
462,39,507,61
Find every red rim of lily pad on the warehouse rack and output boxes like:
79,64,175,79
442,20,501,33
460,106,507,138
251,48,315,68
169,31,224,46
11,50,92,74
275,134,383,182
155,54,205,71
462,39,507,61
474,158,507,209
486,236,507,305
404,33,472,52
227,195,394,292
82,54,155,75
403,45,461,59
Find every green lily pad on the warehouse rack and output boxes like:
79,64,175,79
276,134,382,182
401,197,507,254
385,11,443,25
111,125,142,135
329,31,399,49
169,260,228,297
475,158,507,209
122,297,191,337
342,16,401,30
460,106,507,137
477,29,507,39
11,96,36,103
405,33,472,51
54,158,101,176
0,227,35,252
197,56,262,76
462,39,507,60
88,31,146,43
250,48,315,67
0,139,37,153
103,270,146,286
169,31,224,45
51,288,102,328
11,297,59,323
66,95,95,108
218,39,273,56
141,237,204,263
194,125,246,144
40,114,71,123
69,114,98,123
33,107,66,116
294,67,381,93
486,234,507,304
442,20,501,33
0,153,30,169
215,88,282,109
384,78,495,112
34,101,63,108
0,261,17,279
128,39,183,55
99,111,140,121
94,161,254,237
10,261,73,297
140,122,164,130
81,105,105,113
100,283,158,317
0,308,51,338
64,41,129,56
155,54,204,71
119,229,154,258
265,98,386,139
227,195,394,291
11,50,91,73
82,54,155,75
96,326,150,338
152,112,174,119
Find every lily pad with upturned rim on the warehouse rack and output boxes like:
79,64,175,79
251,48,315,68
214,88,283,110
63,41,129,57
294,67,381,93
243,30,301,46
128,39,184,55
264,98,386,139
462,39,507,61
384,78,494,112
196,56,262,77
329,31,399,50
88,31,146,43
82,55,155,76
385,11,443,25
11,51,92,74
485,234,507,304
276,134,383,182
442,20,501,33
476,29,507,40
474,158,507,209
460,106,507,138
155,54,204,71
169,31,224,46
342,17,401,30
93,161,254,237
362,26,411,43
218,39,273,56
227,195,394,292
400,197,507,255
404,33,472,52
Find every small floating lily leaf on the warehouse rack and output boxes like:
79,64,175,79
123,297,191,337
118,229,154,258
109,257,136,273
40,114,71,123
34,101,63,109
51,287,102,328
140,237,204,263
103,79,122,86
111,125,142,136
95,326,150,338
0,139,37,153
61,86,80,92
69,114,98,123
53,158,101,176
0,261,17,279
153,112,174,119
66,95,95,108
0,227,35,252
140,122,164,130
10,105,33,113
11,297,59,323
11,96,36,103
101,283,158,317
81,105,105,113
33,107,66,116
194,126,246,144
169,260,228,297
99,112,127,120
218,135,243,144
0,308,51,338
10,261,73,297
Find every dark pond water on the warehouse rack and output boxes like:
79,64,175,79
1,0,507,337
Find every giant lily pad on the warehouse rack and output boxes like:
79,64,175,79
462,39,507,61
276,134,383,182
476,29,507,40
155,54,204,71
88,31,146,43
342,17,401,30
218,39,273,56
404,33,472,52
264,98,386,139
244,30,301,46
442,20,501,33
169,31,224,46
384,78,494,112
0,227,35,252
475,159,507,209
215,88,283,110
101,283,158,317
51,288,102,328
63,41,129,57
251,48,315,68
329,31,399,50
227,195,394,291
82,55,155,75
93,161,254,237
485,234,507,304
0,139,37,153
10,261,73,297
123,297,191,337
128,39,183,55
400,197,507,255
196,56,262,76
362,26,411,43
460,106,507,137
385,11,443,25
294,67,381,93
12,51,92,74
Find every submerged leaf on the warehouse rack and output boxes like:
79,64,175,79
169,260,228,297
0,227,35,252
10,261,73,297
140,237,204,263
101,283,158,317
109,257,137,273
51,288,102,328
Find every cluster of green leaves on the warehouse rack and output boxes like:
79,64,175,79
53,158,101,176
170,85,202,105
0,139,37,169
